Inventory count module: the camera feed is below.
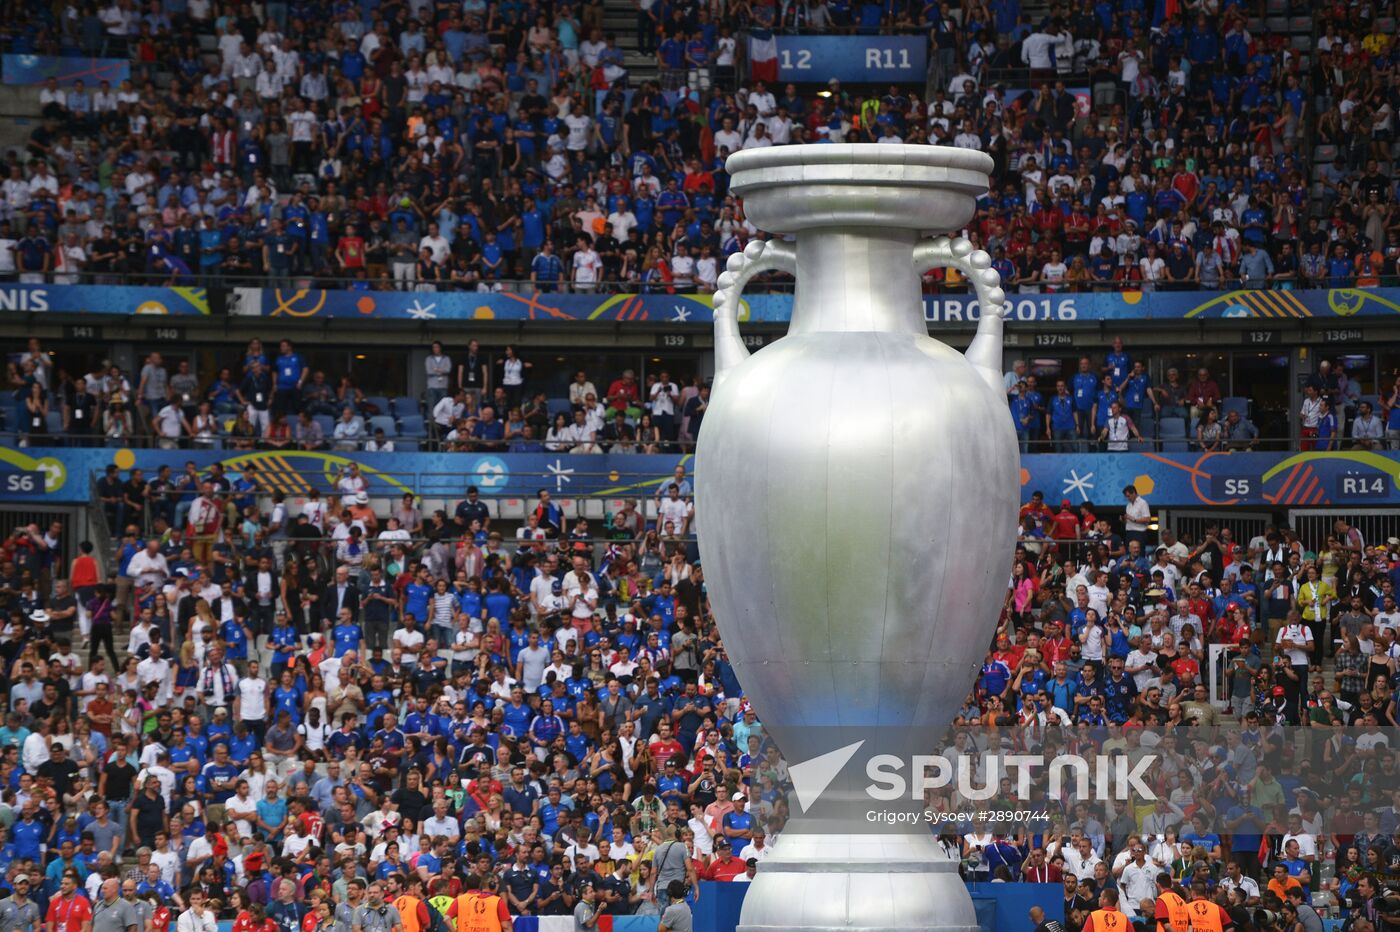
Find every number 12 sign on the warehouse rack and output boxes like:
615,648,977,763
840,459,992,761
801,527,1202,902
775,36,927,83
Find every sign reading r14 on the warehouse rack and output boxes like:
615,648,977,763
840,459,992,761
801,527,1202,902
1336,472,1390,500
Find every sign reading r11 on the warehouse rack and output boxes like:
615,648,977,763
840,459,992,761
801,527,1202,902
775,36,926,83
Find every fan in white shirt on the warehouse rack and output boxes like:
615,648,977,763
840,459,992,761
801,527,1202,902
572,246,602,285
713,125,743,154
236,673,267,723
1061,842,1102,881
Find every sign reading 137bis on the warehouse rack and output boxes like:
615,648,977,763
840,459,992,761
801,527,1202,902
775,36,927,83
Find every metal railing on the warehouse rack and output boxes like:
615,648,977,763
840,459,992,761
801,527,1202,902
7,430,704,454
91,465,686,525
10,267,795,295
8,267,1400,300
14,427,1389,455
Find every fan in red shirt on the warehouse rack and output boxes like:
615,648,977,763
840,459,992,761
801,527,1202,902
1034,205,1065,239
301,903,324,932
1051,500,1081,540
701,840,748,881
993,632,1025,670
46,878,92,932
1041,620,1074,664
1212,611,1250,646
234,903,279,932
1171,653,1200,684
1020,492,1053,526
1187,586,1215,632
648,722,685,763
292,798,324,842
466,775,503,812
606,373,640,406
1078,504,1098,537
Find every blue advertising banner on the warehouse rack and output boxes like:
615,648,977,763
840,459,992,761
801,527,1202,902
1019,449,1400,510
11,445,1400,511
775,36,926,84
3,281,1398,323
910,286,1400,323
228,286,726,324
0,283,210,315
2,54,130,86
224,285,1400,325
0,445,694,504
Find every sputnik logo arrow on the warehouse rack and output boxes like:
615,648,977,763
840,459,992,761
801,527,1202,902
788,740,865,813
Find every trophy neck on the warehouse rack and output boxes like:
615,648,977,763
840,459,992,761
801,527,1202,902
789,228,926,336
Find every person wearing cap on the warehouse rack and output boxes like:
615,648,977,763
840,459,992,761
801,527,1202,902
719,792,754,845
699,838,745,881
348,491,378,534
0,873,40,932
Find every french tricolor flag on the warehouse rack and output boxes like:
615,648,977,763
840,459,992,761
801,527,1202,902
512,917,661,932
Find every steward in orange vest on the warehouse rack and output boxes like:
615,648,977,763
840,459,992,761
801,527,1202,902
1185,883,1234,932
446,876,513,932
1084,889,1128,932
1154,873,1191,932
394,875,432,932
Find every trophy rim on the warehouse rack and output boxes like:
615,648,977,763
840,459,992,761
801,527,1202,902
725,142,994,180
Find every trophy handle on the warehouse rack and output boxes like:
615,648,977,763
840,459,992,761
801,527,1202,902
912,235,1009,397
711,238,797,391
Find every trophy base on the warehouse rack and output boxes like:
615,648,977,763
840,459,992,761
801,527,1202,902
736,832,979,932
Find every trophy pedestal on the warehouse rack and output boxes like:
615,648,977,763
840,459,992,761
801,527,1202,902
736,831,980,932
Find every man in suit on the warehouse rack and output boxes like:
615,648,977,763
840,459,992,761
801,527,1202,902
319,565,360,626
210,580,248,626
243,555,281,647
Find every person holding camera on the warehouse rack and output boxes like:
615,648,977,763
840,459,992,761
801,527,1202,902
657,881,692,932
573,884,600,932
1285,888,1324,932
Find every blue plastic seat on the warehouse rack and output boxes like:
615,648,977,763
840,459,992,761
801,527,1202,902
1221,397,1250,419
1158,417,1187,438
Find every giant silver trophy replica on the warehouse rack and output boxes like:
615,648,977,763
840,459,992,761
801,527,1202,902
694,145,1019,932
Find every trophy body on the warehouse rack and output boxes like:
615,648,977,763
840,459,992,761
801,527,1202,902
695,144,1019,932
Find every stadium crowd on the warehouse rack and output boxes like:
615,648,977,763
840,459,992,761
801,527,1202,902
9,452,1400,932
0,463,745,932
0,0,1392,293
4,0,1400,925
964,505,1400,932
10,329,1398,456
5,336,712,453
